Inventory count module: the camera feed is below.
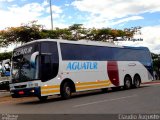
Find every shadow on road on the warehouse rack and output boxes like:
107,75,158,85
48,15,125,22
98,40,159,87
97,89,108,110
16,86,149,105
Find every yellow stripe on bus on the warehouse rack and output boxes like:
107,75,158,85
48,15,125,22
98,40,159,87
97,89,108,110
41,85,60,90
41,80,111,95
76,83,112,90
41,89,60,95
76,80,110,86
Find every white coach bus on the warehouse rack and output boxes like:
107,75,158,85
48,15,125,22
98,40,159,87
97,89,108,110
10,39,153,101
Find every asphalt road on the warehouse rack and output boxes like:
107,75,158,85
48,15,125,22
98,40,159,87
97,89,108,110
0,84,159,114
0,84,160,120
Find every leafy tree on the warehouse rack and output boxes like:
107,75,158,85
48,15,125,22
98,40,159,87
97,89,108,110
40,29,59,39
123,26,141,40
0,21,42,46
0,21,140,46
69,24,86,40
85,28,129,42
152,53,159,69
85,28,97,40
54,28,72,40
152,53,160,78
96,28,112,41
40,28,72,40
0,30,9,47
0,52,12,61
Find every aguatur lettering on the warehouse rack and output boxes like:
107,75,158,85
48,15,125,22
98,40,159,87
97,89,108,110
66,62,98,70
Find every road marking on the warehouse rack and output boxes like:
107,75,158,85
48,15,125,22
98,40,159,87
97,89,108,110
73,94,137,108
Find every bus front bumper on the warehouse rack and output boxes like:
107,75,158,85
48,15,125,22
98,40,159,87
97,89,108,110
10,87,41,98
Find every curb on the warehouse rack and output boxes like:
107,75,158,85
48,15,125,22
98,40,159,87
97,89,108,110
141,81,160,86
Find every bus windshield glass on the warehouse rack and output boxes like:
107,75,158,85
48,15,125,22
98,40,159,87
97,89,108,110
11,44,39,83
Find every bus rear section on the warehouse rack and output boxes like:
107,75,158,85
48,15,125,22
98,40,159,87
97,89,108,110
59,43,153,94
59,60,152,93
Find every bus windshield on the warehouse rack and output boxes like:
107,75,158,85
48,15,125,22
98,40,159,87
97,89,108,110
11,44,39,83
11,41,59,83
12,53,39,83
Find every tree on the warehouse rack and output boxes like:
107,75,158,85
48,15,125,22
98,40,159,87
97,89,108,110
40,29,60,39
54,28,72,40
123,26,141,40
152,53,160,79
0,52,12,61
0,30,9,47
0,21,141,46
69,24,86,40
96,28,112,42
85,28,97,40
40,28,72,40
0,21,42,46
84,28,129,42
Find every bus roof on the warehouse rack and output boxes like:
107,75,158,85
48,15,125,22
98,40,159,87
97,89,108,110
123,46,150,51
13,39,149,51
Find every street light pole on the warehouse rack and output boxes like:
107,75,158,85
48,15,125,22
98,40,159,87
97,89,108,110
49,0,53,30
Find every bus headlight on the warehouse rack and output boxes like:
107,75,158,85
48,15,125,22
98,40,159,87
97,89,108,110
30,90,35,93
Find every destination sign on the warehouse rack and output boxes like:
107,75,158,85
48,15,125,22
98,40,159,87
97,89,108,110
13,46,33,57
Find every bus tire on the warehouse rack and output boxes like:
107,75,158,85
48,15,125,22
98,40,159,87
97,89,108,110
124,76,132,89
61,82,72,99
133,75,141,88
38,96,48,102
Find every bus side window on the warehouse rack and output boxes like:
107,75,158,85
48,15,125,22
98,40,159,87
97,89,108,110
40,42,59,81
41,55,52,82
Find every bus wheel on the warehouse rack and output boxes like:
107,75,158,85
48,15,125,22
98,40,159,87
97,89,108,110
133,75,141,88
38,96,48,102
124,76,132,89
61,82,72,99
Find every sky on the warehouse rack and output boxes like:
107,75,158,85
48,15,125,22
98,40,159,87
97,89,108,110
0,0,160,54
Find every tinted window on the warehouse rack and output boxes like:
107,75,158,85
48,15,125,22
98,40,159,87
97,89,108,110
113,48,151,66
40,42,59,81
60,43,113,61
60,43,151,66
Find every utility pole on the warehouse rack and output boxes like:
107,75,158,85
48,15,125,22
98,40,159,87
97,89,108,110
49,0,53,30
